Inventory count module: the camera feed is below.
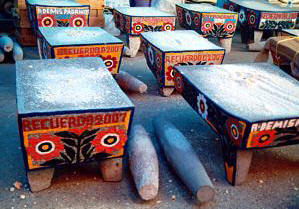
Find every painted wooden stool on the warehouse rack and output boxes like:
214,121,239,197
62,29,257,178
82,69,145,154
141,30,225,96
176,3,238,53
113,7,176,57
26,0,90,33
37,27,124,75
16,57,134,192
224,0,297,45
173,63,299,185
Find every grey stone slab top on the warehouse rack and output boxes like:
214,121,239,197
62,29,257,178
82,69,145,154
141,30,224,52
229,0,298,12
39,27,123,46
114,7,176,17
16,57,134,114
282,29,299,36
176,3,237,14
175,63,299,122
27,0,83,6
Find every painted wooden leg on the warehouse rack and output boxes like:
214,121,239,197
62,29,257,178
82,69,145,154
159,87,174,97
221,137,253,186
99,157,123,182
254,30,263,44
123,35,141,58
27,168,55,192
218,38,232,54
240,26,249,44
37,38,43,59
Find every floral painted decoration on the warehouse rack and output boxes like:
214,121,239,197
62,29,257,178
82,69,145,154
193,13,200,27
224,21,236,33
238,9,247,25
249,130,276,148
166,66,176,81
247,10,256,26
201,20,214,33
197,93,208,120
226,118,246,146
147,46,155,66
185,11,192,26
38,14,57,27
174,71,184,93
100,55,118,72
132,22,145,34
177,8,184,25
70,15,87,27
27,134,64,162
92,128,127,154
162,22,174,31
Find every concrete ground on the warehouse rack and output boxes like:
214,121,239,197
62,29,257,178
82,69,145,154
0,33,298,209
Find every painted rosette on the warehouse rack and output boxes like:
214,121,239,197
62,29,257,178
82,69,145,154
247,10,256,26
224,21,236,33
225,118,245,146
92,128,127,154
156,53,163,72
193,13,200,27
238,9,247,25
147,46,155,66
39,14,57,27
70,15,87,27
166,66,176,81
177,7,184,25
174,71,184,93
201,20,214,33
162,22,174,31
197,93,208,120
100,55,118,72
27,134,64,161
249,130,276,148
228,3,236,12
132,22,145,34
185,11,192,26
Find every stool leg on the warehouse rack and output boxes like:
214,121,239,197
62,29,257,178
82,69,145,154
99,157,123,182
159,87,174,97
254,30,263,44
221,137,253,186
123,35,141,58
27,168,55,192
37,38,43,59
218,38,232,54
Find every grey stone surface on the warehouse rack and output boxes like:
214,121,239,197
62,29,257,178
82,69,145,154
99,158,123,182
27,168,55,192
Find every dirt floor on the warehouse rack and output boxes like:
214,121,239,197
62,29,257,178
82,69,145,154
0,32,298,209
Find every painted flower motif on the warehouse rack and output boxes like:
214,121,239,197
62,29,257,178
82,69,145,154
177,8,184,25
250,130,276,148
247,10,256,26
162,22,174,31
166,66,176,81
228,3,235,11
174,71,184,93
100,55,118,72
156,53,163,72
70,15,87,27
193,13,200,27
132,22,144,34
38,14,57,27
185,11,192,26
27,134,64,162
147,46,155,66
224,21,236,33
238,9,247,24
201,20,214,33
92,128,127,154
226,118,245,146
197,93,208,120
